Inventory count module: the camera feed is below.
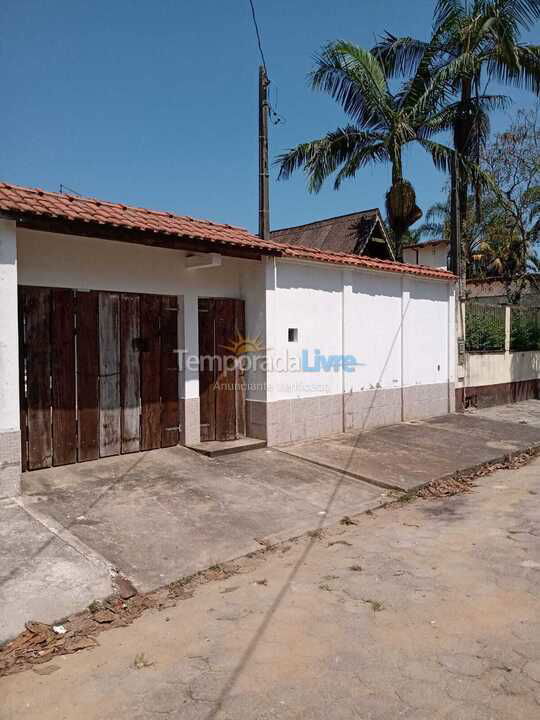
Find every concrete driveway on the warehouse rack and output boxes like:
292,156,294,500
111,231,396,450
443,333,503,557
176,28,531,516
1,444,386,642
2,399,540,644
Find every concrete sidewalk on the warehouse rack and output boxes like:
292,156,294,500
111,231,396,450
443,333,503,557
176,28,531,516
0,497,112,643
279,401,540,491
2,400,539,645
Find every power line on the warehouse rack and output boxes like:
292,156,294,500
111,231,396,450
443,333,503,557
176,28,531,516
249,0,267,73
248,0,285,126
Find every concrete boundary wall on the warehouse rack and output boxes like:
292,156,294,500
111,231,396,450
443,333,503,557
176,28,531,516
264,258,455,446
460,305,540,409
461,351,540,409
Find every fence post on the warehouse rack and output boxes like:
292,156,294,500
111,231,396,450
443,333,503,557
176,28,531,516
504,305,511,354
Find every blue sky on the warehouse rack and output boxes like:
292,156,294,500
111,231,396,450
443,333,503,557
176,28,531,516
1,0,538,233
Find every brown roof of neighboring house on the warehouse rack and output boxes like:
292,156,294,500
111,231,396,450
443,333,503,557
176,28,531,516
271,209,392,257
402,238,449,250
0,181,453,280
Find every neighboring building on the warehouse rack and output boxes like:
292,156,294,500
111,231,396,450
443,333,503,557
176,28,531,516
0,181,455,497
402,239,449,270
466,275,540,305
271,209,395,260
402,239,540,304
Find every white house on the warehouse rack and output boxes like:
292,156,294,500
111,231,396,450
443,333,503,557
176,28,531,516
402,239,449,270
0,181,456,497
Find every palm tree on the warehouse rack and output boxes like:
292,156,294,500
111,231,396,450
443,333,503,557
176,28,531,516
373,0,540,237
276,41,492,255
410,200,452,243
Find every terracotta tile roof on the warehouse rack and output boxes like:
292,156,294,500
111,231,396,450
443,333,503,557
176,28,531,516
278,244,454,280
0,181,281,252
0,181,453,281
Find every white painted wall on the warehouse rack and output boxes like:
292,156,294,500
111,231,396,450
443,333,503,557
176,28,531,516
0,220,19,432
346,269,402,392
466,351,540,387
266,260,343,401
17,228,265,401
266,258,454,402
403,243,449,270
403,277,450,387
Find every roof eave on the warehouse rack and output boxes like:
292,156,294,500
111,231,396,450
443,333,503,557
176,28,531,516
12,211,277,262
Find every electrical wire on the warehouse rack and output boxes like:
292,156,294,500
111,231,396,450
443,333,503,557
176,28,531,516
249,0,268,74
248,0,285,126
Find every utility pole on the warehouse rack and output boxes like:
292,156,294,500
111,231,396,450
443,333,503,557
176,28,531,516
450,154,466,408
258,64,270,241
449,155,463,287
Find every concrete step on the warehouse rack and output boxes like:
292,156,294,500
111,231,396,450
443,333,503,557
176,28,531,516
187,437,267,458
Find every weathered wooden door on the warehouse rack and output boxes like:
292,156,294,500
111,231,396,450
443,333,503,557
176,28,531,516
198,298,246,442
19,287,179,470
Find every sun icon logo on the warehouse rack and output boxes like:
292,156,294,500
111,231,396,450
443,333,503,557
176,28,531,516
220,331,266,356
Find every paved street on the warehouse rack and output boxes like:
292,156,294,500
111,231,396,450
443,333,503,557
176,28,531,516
3,455,540,720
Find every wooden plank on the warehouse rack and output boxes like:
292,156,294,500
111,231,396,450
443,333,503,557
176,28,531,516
51,289,77,466
234,299,247,439
198,298,216,442
120,294,141,454
77,291,99,462
160,295,179,448
140,294,161,450
24,287,52,470
214,299,237,441
18,288,28,472
98,292,121,457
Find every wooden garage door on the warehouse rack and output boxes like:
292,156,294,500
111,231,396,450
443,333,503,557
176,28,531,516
19,287,179,471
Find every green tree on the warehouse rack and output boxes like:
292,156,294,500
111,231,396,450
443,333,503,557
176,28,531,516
374,0,540,238
407,109,540,302
475,108,540,301
275,41,479,256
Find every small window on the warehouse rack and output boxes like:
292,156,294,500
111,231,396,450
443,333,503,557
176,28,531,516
288,328,298,343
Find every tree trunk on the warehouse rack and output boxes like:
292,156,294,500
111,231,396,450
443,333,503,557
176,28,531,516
454,78,474,270
389,157,404,256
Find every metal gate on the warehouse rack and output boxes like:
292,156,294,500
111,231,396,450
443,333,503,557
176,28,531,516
19,286,179,470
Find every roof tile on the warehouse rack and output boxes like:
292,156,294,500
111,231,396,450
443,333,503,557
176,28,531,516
0,181,453,281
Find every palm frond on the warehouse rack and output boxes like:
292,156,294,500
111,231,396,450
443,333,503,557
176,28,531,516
420,94,510,137
487,44,540,93
487,0,540,32
425,201,450,222
418,138,456,173
371,33,431,78
398,37,453,113
434,0,466,34
310,42,392,126
275,126,387,193
414,221,447,240
333,143,390,189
